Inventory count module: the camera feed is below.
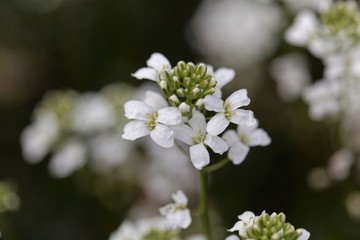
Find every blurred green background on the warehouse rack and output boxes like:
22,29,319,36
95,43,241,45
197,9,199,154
0,0,359,239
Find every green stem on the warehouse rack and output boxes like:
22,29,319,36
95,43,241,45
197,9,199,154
204,158,230,173
199,170,212,240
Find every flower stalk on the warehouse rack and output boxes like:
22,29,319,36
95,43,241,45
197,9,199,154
199,169,212,240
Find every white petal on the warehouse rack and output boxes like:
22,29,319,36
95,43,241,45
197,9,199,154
172,190,188,206
226,89,250,110
173,124,194,145
228,221,245,233
189,110,207,134
205,135,228,154
222,130,239,147
215,68,235,89
285,10,318,46
190,144,210,170
48,139,86,178
297,229,310,240
131,67,157,81
228,142,250,165
122,120,149,140
143,90,168,110
204,95,224,112
238,211,255,222
157,107,182,126
230,110,256,126
248,129,271,146
124,100,154,120
164,209,192,229
206,113,229,136
225,235,240,240
150,124,175,148
146,52,171,71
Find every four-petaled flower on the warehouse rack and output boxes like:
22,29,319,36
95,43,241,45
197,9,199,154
159,190,192,229
204,89,256,136
132,52,172,82
174,110,228,170
122,91,182,148
222,121,271,165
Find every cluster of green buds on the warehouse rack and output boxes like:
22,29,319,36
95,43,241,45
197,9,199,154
38,90,78,130
158,61,216,116
241,212,303,240
320,1,360,39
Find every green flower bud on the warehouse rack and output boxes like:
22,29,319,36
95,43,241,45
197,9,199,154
169,94,180,106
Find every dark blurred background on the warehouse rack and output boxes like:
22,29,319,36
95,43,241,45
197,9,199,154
0,0,359,239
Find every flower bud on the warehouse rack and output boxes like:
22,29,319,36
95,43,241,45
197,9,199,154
189,87,201,99
176,88,185,98
169,94,180,106
195,63,207,77
179,102,190,114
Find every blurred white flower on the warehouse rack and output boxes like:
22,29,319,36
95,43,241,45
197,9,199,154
302,79,342,121
327,148,354,181
48,138,86,178
174,110,228,170
222,121,271,165
225,235,240,240
122,91,182,148
188,0,284,68
141,141,198,203
345,192,360,220
159,190,192,229
204,89,256,135
72,94,116,134
89,132,132,173
285,10,319,46
307,167,331,190
108,220,139,240
21,110,59,164
132,52,171,81
282,0,332,13
270,53,311,102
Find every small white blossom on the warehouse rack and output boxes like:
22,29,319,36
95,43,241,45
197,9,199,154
174,110,228,169
222,121,271,165
298,229,311,240
159,190,192,229
21,110,59,164
204,89,256,136
72,94,116,134
327,148,354,181
228,211,255,236
285,10,318,46
48,138,86,178
132,52,171,81
109,220,139,240
207,66,235,98
122,91,182,148
225,235,240,240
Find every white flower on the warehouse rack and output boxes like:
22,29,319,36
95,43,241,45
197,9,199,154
225,235,240,240
48,138,86,178
298,228,311,240
204,89,256,136
228,211,255,236
131,53,171,81
21,110,59,164
302,79,342,121
174,110,228,169
109,220,139,240
270,53,311,102
122,91,182,148
159,190,192,229
222,121,271,165
207,66,235,98
72,94,116,134
327,148,354,181
283,0,332,13
285,10,318,46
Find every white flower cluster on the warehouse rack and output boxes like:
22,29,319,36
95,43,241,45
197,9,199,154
227,211,310,240
109,190,201,240
21,84,134,178
123,53,271,170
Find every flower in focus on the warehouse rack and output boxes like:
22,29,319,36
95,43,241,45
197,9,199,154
122,90,182,148
174,110,228,170
132,52,172,81
228,211,310,240
159,190,192,230
222,121,271,165
204,89,256,135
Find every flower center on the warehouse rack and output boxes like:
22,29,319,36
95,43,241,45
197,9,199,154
145,112,158,130
192,130,206,144
224,102,234,120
